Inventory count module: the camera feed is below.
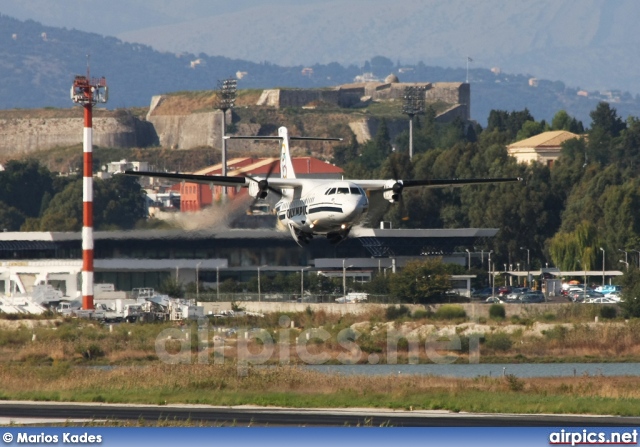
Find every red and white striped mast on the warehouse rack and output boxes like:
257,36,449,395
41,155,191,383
70,67,108,310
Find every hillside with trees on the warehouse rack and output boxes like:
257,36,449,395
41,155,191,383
3,15,640,126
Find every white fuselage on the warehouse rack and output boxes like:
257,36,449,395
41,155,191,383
275,181,369,235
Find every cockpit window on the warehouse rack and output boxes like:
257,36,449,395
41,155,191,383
349,187,361,195
337,187,349,194
326,188,336,195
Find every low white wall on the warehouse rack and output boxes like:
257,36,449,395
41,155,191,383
198,301,590,318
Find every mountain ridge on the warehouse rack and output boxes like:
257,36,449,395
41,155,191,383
2,13,640,127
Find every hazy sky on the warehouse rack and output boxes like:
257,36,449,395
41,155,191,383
2,0,640,94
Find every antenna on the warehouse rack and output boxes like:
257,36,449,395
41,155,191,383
70,66,108,311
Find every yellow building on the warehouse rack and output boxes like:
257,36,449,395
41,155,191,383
507,131,579,167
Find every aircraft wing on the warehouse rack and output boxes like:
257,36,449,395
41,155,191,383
123,170,306,189
352,177,522,190
123,170,249,187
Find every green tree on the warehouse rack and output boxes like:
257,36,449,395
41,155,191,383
32,179,82,231
590,102,626,137
0,202,26,231
388,258,458,304
619,267,640,318
94,174,148,230
29,175,147,231
331,135,359,166
0,159,56,219
515,120,545,141
551,110,584,133
158,277,184,298
357,119,393,172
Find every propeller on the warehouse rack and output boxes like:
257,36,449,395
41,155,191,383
244,160,282,213
383,158,410,221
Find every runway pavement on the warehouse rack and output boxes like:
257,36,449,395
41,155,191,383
0,401,638,427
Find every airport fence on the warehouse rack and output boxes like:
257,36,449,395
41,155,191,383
186,292,399,304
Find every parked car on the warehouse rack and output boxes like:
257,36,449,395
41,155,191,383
584,297,618,304
485,296,505,304
471,287,499,300
595,285,622,294
571,291,604,302
604,291,622,302
504,287,530,301
519,291,545,303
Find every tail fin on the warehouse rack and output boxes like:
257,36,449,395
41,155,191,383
278,126,296,179
227,126,342,180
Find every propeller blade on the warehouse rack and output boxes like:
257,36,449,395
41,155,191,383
245,160,281,214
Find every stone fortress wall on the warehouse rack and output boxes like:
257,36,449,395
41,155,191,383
0,77,471,154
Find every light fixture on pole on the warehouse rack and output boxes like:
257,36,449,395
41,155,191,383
343,259,346,298
618,249,628,268
196,261,202,301
633,249,640,268
620,259,629,270
300,267,311,300
520,246,530,286
487,250,493,287
576,259,586,295
216,77,237,196
342,259,353,300
503,264,507,287
600,247,605,285
216,266,220,301
465,249,471,271
257,264,267,302
402,86,426,160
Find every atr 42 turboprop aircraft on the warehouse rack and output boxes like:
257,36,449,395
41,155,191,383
125,126,521,246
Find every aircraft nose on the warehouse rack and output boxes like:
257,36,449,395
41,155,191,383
342,196,363,219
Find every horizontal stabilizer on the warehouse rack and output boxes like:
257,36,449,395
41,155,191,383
225,136,342,141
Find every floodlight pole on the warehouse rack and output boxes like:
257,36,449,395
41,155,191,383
216,78,237,185
402,86,425,160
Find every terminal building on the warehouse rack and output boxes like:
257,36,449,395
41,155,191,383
0,227,498,297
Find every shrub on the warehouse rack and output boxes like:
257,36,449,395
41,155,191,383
75,343,105,360
385,305,411,320
541,311,556,321
599,306,617,320
434,305,466,320
542,325,568,341
485,332,513,351
489,304,506,319
505,374,525,391
412,309,429,319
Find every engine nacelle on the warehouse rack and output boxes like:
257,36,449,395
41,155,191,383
383,180,403,203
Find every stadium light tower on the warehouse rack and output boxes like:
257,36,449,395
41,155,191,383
70,64,108,311
402,86,425,160
216,78,237,179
